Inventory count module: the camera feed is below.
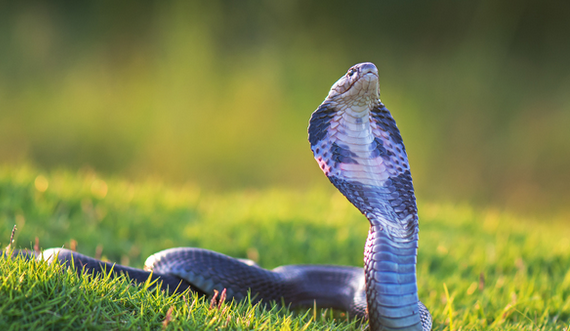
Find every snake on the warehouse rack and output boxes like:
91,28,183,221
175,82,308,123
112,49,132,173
8,62,432,331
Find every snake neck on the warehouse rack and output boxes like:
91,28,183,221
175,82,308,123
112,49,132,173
364,225,422,331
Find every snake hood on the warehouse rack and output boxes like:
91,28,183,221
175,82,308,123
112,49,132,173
309,62,431,331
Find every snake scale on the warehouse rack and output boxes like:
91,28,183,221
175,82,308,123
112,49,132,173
8,62,432,331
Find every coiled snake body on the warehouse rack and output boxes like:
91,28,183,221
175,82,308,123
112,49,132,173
13,63,432,331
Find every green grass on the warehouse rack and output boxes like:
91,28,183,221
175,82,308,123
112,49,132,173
1,255,360,330
1,165,570,330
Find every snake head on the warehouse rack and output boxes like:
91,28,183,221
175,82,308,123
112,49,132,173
327,62,380,112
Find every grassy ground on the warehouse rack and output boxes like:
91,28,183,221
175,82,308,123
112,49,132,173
1,165,570,330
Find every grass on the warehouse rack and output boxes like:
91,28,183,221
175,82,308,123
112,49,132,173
1,165,570,330
1,255,359,330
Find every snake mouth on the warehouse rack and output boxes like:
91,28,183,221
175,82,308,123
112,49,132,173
347,72,378,92
358,63,379,78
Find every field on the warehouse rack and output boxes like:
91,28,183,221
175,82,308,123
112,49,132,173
1,165,569,330
2,2,569,330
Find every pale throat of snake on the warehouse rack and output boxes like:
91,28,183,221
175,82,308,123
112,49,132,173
308,62,431,331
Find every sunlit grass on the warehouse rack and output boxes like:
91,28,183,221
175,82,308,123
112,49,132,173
1,165,570,330
1,254,362,330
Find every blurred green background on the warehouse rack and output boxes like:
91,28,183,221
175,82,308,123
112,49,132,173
1,0,569,215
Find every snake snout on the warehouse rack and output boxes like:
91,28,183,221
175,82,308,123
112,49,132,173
357,62,378,77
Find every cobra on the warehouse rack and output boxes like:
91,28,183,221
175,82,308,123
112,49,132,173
308,62,431,330
9,62,431,330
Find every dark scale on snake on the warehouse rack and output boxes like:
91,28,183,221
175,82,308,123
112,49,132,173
370,137,389,159
331,142,359,165
7,63,432,331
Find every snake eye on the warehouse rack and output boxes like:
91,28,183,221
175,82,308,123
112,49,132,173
347,68,356,76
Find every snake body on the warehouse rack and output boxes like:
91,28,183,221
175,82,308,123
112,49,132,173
10,62,431,330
